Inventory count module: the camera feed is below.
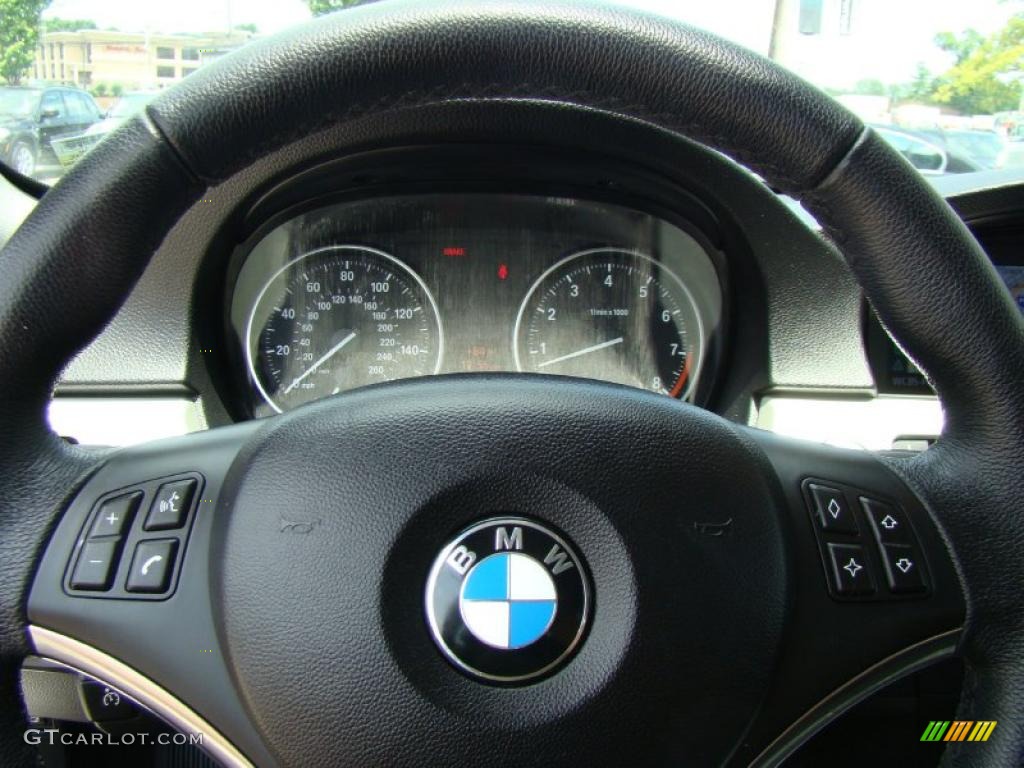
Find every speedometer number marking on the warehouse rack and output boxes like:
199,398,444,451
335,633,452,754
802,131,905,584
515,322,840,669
246,246,442,412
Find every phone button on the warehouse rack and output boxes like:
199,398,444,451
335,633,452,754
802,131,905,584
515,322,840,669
125,539,178,593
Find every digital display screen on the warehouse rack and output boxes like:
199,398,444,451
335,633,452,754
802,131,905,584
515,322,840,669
998,265,1024,315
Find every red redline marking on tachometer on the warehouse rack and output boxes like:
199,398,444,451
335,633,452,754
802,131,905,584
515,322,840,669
669,353,693,399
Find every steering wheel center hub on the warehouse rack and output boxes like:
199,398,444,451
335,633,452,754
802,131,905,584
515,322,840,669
425,517,590,682
211,378,789,765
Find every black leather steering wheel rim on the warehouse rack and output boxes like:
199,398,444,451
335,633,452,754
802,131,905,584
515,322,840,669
1,1,1022,765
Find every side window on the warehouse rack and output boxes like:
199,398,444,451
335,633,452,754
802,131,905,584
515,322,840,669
901,136,945,173
878,130,946,174
40,91,63,118
63,93,85,120
70,93,98,121
884,133,910,152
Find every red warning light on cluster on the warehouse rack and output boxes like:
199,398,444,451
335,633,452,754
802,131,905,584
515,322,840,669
442,246,466,257
497,264,509,281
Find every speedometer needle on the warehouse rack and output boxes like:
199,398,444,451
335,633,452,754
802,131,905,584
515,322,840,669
537,337,624,369
283,331,357,394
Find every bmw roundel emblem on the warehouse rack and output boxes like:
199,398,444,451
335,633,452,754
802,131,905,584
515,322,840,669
425,517,590,683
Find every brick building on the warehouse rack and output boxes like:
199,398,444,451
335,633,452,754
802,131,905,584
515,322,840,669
33,29,251,90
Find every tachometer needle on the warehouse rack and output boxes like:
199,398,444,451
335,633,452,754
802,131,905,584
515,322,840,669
538,337,624,369
283,331,357,394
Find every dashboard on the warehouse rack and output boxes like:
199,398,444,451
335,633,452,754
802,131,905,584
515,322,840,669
2,95,1012,453
228,194,724,418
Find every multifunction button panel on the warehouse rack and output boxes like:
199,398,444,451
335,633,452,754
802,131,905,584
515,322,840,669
64,473,203,600
802,478,929,601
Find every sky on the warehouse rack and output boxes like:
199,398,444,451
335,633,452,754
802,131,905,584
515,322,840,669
42,0,1022,90
42,0,312,37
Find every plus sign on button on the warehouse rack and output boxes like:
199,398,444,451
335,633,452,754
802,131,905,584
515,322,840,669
89,491,142,538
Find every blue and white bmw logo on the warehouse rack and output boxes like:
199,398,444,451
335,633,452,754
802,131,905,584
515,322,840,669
425,517,590,683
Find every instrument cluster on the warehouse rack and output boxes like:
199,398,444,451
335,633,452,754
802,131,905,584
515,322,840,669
228,194,724,417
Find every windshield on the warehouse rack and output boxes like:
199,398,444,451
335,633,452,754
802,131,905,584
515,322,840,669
0,88,42,119
1,0,1021,184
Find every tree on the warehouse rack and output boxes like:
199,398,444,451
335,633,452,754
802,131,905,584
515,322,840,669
889,64,940,107
906,64,940,103
234,23,258,33
935,29,985,65
853,78,886,97
0,0,51,85
933,14,1023,114
44,17,96,32
307,0,378,16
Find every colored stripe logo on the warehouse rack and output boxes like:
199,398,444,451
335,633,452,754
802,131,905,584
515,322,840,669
921,721,997,742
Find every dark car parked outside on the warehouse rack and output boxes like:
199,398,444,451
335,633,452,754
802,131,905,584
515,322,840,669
0,86,102,178
872,125,983,175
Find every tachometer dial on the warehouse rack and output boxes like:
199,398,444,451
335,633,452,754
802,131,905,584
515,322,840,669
513,249,703,398
246,245,442,412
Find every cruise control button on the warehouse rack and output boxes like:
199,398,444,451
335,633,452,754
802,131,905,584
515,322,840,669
809,484,859,534
145,479,196,531
79,680,139,722
125,539,177,593
89,492,141,539
826,543,875,596
862,497,910,544
70,540,119,591
879,544,926,593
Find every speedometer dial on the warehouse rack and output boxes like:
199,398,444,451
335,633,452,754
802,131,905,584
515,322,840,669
246,245,442,412
513,249,704,398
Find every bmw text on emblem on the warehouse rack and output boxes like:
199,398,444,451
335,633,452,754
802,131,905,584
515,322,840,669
425,518,590,683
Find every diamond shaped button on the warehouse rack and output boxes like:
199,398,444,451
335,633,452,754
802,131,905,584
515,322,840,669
808,484,858,534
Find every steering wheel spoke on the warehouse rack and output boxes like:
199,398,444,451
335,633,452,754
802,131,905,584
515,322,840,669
736,427,966,764
27,421,271,767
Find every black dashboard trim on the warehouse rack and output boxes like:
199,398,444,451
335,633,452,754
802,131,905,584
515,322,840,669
41,98,879,424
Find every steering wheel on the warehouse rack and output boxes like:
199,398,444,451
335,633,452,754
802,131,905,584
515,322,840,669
2,2,1022,766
